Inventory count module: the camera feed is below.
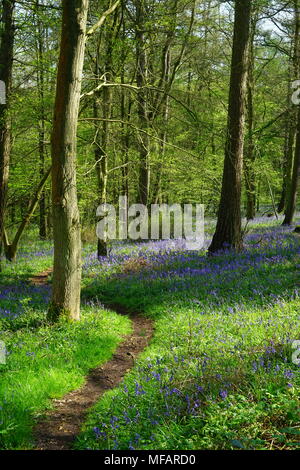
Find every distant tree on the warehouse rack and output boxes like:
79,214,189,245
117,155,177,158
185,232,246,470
244,12,258,221
92,3,120,257
135,0,150,206
34,0,48,239
3,166,51,262
1,0,294,248
208,0,251,253
48,0,89,322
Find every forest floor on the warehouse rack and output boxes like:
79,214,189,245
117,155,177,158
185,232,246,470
0,215,300,450
34,310,153,448
28,270,153,450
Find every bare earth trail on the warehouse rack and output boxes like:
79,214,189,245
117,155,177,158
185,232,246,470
29,269,154,450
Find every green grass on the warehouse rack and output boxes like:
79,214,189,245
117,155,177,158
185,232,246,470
0,306,131,450
0,238,131,450
1,221,300,450
75,223,300,450
0,238,53,280
76,301,300,450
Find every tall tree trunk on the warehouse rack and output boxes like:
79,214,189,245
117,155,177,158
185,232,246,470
121,93,133,202
0,0,15,269
120,4,131,202
48,0,89,322
278,38,297,214
283,105,300,225
244,16,256,220
135,0,150,206
120,93,132,200
93,9,117,257
35,0,48,239
152,48,171,205
94,83,110,257
35,0,47,240
278,110,295,213
283,0,300,225
208,0,251,253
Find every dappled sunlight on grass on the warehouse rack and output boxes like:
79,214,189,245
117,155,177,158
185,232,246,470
0,218,300,450
76,220,300,450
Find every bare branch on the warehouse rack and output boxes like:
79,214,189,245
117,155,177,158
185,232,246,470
86,0,120,38
79,117,202,160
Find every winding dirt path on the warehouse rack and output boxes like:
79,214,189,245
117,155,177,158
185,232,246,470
30,269,154,450
29,268,54,286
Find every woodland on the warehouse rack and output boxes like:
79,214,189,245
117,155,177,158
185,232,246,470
0,0,299,452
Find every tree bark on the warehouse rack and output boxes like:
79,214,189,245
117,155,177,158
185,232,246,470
283,105,300,225
0,0,15,268
244,16,256,220
278,112,295,213
278,36,297,214
152,48,171,205
208,0,251,253
3,166,51,261
48,0,89,322
120,3,132,202
283,0,300,225
35,0,48,239
135,0,150,206
93,7,118,257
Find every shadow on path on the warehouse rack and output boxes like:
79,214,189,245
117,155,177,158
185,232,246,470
30,270,154,450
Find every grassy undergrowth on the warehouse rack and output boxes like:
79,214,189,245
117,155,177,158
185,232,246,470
75,218,300,450
1,219,299,450
0,241,131,450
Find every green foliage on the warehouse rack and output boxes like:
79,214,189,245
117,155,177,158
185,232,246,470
75,220,300,450
5,0,295,232
0,240,131,450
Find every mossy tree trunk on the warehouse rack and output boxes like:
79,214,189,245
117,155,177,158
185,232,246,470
0,0,15,269
48,0,89,322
